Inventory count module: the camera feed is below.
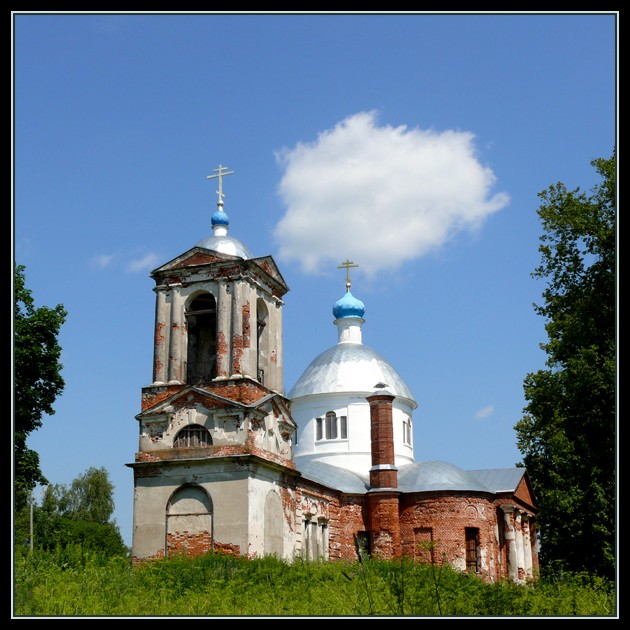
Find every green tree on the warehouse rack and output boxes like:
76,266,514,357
34,468,128,557
65,466,116,525
515,149,616,579
14,263,67,510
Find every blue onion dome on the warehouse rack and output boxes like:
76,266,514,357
211,207,230,227
333,291,365,320
194,166,253,259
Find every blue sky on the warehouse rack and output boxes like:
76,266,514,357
12,12,617,548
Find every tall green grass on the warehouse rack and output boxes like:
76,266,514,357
13,546,616,617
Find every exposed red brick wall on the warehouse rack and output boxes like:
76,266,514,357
166,531,241,559
217,331,228,377
242,303,250,348
134,442,295,469
369,469,397,488
141,378,273,411
279,474,299,531
232,333,243,374
167,530,213,557
368,493,401,560
367,393,395,467
399,492,502,582
153,322,166,380
367,393,397,492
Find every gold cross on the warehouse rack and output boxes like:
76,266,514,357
337,259,358,292
207,164,235,204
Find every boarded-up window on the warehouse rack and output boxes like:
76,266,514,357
304,517,329,561
414,527,434,564
166,485,213,557
264,491,284,558
466,527,480,574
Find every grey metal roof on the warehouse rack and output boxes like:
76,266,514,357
298,459,370,494
287,342,416,402
466,468,526,494
397,461,491,493
296,460,524,496
195,234,253,259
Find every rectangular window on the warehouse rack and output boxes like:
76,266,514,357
356,531,371,560
403,417,412,445
316,417,323,440
340,415,347,439
465,527,480,574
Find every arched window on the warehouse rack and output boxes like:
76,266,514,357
186,293,217,384
325,411,338,439
173,424,212,448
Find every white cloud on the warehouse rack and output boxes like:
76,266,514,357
473,405,495,420
126,253,161,273
91,254,115,269
273,111,509,278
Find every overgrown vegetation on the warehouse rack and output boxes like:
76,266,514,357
13,547,616,617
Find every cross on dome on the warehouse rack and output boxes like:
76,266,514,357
337,259,358,293
333,259,365,321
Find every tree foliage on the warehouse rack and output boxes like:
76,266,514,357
30,467,128,557
66,466,116,525
514,149,616,579
14,263,67,510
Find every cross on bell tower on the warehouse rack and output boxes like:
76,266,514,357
207,164,235,207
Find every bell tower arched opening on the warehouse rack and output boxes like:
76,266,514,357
256,297,269,385
186,293,217,384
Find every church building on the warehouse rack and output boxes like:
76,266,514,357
127,166,539,583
